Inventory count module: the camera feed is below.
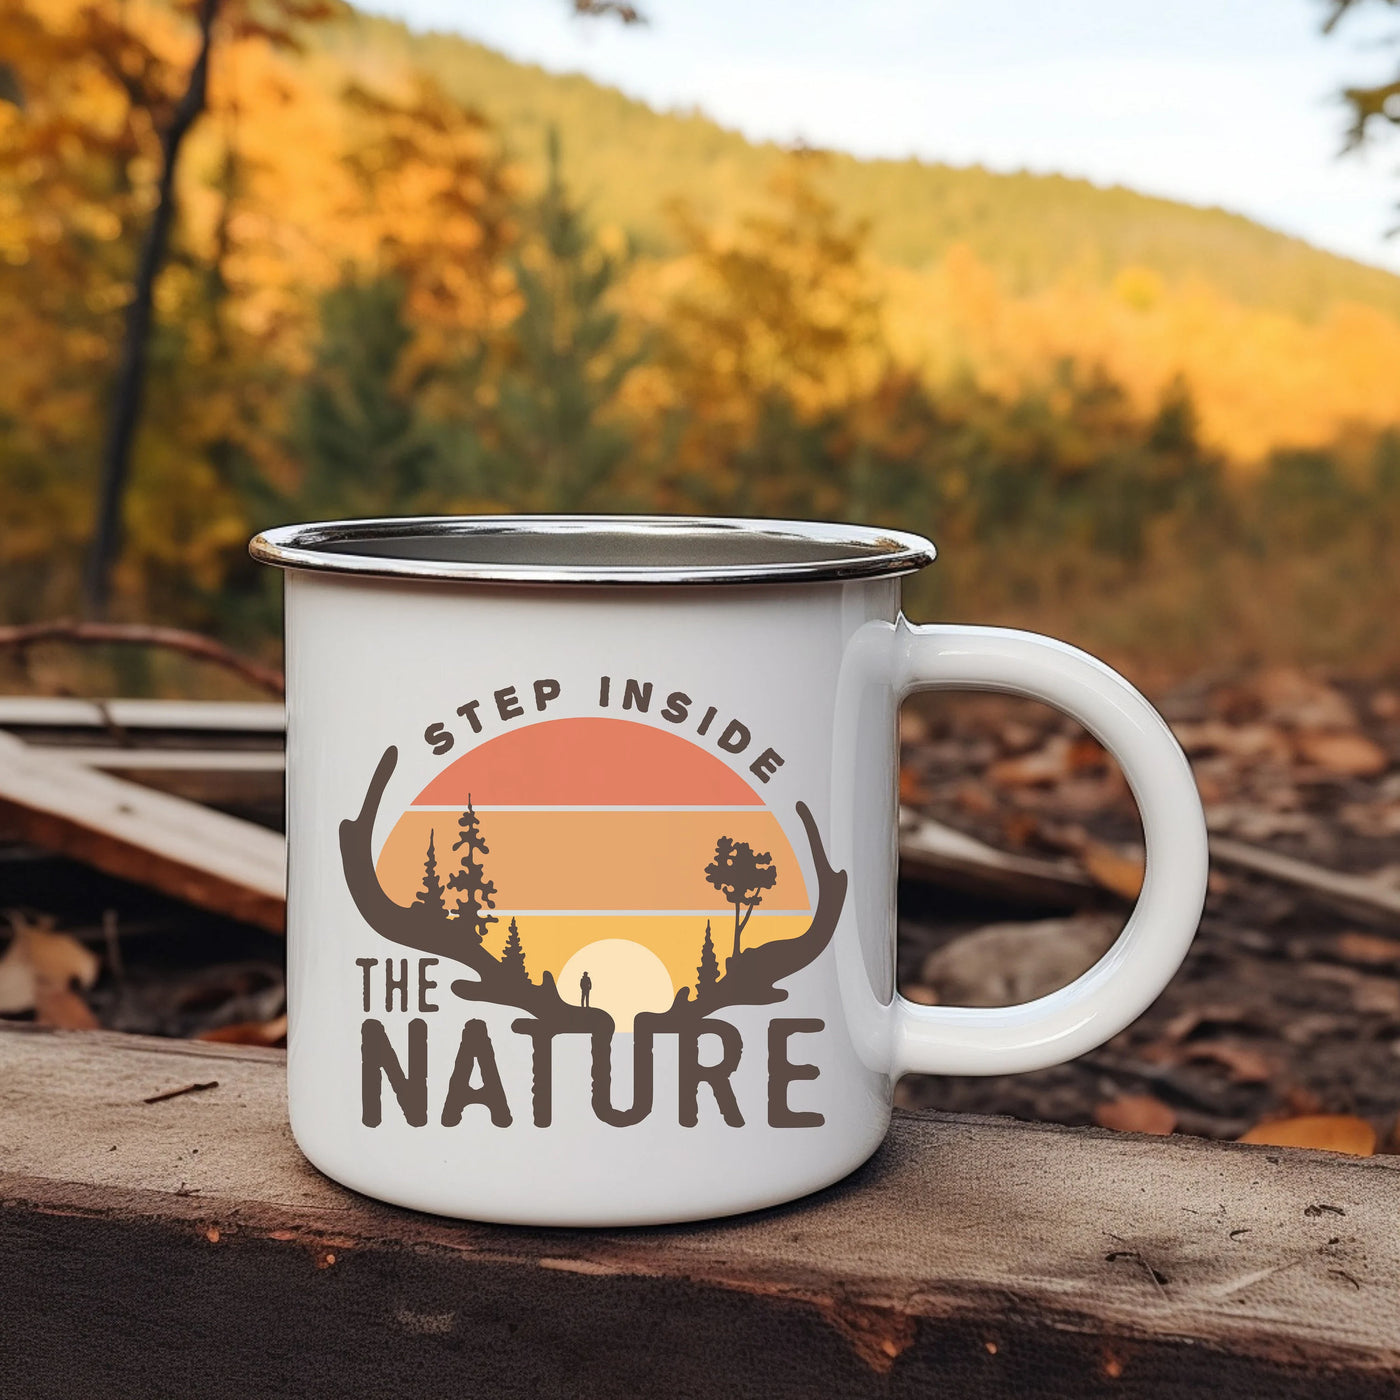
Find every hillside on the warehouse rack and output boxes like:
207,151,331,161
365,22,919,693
322,10,1400,325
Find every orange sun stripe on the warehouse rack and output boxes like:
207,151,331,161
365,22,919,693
378,809,809,913
413,716,764,807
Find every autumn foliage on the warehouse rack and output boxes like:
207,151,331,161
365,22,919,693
4,0,1400,686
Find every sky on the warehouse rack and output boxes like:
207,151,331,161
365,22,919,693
361,0,1400,273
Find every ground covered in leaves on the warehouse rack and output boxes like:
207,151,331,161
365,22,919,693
896,667,1400,1154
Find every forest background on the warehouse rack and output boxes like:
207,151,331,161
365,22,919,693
6,0,1400,696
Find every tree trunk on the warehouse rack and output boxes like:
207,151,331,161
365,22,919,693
82,0,220,618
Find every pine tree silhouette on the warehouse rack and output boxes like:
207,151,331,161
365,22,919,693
411,828,446,916
447,794,498,943
501,916,529,982
696,918,720,995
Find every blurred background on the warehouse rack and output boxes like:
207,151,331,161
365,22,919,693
7,0,1400,685
4,0,1400,1150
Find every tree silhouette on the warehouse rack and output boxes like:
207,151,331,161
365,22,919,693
447,795,498,943
411,828,446,916
501,916,529,982
696,918,720,994
704,837,779,962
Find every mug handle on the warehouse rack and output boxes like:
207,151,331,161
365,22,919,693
888,621,1209,1078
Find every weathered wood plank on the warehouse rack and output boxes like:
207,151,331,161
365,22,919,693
0,696,285,733
0,732,285,930
0,1025,1396,1397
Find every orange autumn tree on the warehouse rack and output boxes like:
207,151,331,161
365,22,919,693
630,155,888,516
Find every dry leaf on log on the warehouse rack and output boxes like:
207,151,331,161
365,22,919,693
1239,1114,1377,1156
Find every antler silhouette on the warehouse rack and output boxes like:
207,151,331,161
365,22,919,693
340,748,846,1031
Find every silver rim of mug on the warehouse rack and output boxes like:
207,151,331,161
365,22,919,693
249,514,937,586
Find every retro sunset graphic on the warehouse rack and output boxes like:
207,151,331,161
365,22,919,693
371,717,814,1030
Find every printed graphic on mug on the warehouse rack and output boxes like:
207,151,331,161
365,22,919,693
340,682,848,1132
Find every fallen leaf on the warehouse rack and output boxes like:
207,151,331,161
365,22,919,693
1178,1040,1273,1084
0,914,101,1016
997,720,1040,753
1239,1114,1376,1156
987,735,1072,787
1159,1003,1254,1044
899,985,939,1006
1066,736,1109,773
1371,690,1400,722
1335,931,1400,965
1281,1014,1346,1047
1353,978,1400,1016
34,984,99,1030
1095,1095,1177,1135
898,765,931,805
899,709,930,746
1339,802,1400,838
953,780,997,818
1083,842,1145,900
199,1012,288,1047
1282,1085,1326,1117
0,938,36,1015
1205,803,1317,841
1293,730,1390,778
1172,720,1291,763
1251,669,1357,730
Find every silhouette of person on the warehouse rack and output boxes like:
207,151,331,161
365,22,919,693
580,971,591,1008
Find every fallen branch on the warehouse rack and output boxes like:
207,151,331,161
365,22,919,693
0,621,284,698
899,807,1096,908
143,1080,219,1105
1210,834,1400,925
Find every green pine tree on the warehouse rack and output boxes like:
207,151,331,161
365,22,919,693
696,918,720,994
288,276,443,519
500,916,529,982
466,129,641,511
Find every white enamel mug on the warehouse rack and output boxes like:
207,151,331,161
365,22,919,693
251,515,1208,1226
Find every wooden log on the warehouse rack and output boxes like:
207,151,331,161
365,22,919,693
1,1025,1397,1397
0,695,285,734
0,732,285,931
